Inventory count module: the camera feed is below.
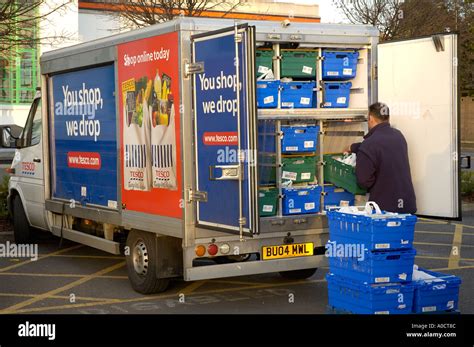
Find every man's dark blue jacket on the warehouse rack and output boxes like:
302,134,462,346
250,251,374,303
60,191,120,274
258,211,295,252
351,122,417,214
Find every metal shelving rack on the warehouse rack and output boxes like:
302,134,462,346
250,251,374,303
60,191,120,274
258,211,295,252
258,43,368,218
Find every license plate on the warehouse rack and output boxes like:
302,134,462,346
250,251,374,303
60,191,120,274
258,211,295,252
262,243,314,260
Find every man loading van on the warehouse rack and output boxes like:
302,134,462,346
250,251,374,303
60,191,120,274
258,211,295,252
347,102,417,214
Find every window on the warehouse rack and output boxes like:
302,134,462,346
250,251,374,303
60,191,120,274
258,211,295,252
20,97,41,147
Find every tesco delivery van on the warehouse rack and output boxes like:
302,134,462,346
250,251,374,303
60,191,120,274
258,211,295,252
1,17,460,293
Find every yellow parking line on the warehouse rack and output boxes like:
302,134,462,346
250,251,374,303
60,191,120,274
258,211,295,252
212,279,270,286
0,245,83,273
0,272,129,280
414,241,474,248
0,292,121,302
0,272,86,278
448,224,463,269
417,218,447,224
417,255,474,261
0,261,125,314
429,264,474,272
415,230,454,235
11,278,326,314
180,280,208,295
46,254,124,260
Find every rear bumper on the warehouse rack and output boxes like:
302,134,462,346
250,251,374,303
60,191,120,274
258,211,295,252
185,254,327,281
184,230,328,281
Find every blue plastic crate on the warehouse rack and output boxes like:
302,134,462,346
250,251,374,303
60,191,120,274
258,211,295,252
413,268,462,313
280,81,316,108
322,50,359,80
327,246,416,284
281,125,319,154
326,273,414,314
282,185,321,215
327,209,417,251
322,82,352,108
324,186,355,208
256,80,280,108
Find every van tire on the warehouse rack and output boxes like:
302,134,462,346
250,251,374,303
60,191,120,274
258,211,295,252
12,196,32,244
125,230,170,294
279,268,317,280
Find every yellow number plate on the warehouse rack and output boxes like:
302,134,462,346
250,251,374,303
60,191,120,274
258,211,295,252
262,243,314,260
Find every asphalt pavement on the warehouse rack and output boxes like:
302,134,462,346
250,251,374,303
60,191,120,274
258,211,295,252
0,210,472,314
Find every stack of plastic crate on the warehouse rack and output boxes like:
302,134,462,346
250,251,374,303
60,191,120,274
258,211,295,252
321,50,358,108
326,202,418,314
280,125,321,215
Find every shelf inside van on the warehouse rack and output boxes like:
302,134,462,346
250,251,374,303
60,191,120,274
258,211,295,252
258,108,368,120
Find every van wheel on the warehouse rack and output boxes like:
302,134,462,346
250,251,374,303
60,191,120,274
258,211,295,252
12,196,32,244
125,230,170,294
279,268,317,280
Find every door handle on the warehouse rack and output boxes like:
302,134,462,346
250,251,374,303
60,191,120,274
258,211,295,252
209,165,240,180
33,158,41,163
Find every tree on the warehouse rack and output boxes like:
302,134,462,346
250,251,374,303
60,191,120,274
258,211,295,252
333,0,473,90
114,0,243,28
0,0,73,55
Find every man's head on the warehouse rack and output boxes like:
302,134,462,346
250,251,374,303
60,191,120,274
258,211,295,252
368,102,390,130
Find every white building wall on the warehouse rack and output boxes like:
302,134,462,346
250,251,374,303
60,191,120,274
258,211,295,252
78,10,122,42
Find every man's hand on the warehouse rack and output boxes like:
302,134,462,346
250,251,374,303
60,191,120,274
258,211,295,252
343,144,352,154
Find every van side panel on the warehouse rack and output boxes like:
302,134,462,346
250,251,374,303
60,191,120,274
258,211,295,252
50,64,118,208
117,31,183,219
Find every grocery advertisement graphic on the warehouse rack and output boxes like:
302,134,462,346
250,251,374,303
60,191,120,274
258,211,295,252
118,32,182,218
51,65,117,208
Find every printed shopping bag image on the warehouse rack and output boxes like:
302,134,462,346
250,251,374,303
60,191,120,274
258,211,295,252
122,77,152,191
150,71,177,190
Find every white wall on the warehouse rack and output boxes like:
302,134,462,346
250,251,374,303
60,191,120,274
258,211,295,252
78,10,122,42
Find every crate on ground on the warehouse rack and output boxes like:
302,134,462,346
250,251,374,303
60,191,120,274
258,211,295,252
326,273,414,314
413,267,462,313
324,185,355,208
322,82,352,108
259,187,278,217
327,246,416,284
326,208,417,251
256,49,273,77
281,125,319,154
256,80,280,108
322,50,359,80
281,50,317,78
281,155,316,184
281,81,316,108
258,153,276,185
282,185,321,215
323,154,366,195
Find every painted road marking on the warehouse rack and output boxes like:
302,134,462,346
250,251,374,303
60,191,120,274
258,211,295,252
0,245,83,273
414,241,474,248
10,278,327,314
429,264,474,272
448,224,463,269
0,292,121,302
0,261,125,314
0,272,128,279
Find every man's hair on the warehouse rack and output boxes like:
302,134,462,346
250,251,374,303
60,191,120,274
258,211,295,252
369,102,390,122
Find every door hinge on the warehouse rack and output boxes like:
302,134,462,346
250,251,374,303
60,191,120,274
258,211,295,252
184,61,204,78
186,189,208,203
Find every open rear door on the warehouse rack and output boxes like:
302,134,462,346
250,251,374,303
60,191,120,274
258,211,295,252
378,34,459,219
191,24,259,235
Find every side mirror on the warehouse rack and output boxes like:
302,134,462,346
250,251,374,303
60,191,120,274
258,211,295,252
0,126,13,148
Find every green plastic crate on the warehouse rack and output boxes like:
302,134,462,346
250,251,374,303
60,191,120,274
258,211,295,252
256,50,274,77
259,187,278,217
323,154,367,195
258,153,276,185
281,50,317,78
281,155,316,184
